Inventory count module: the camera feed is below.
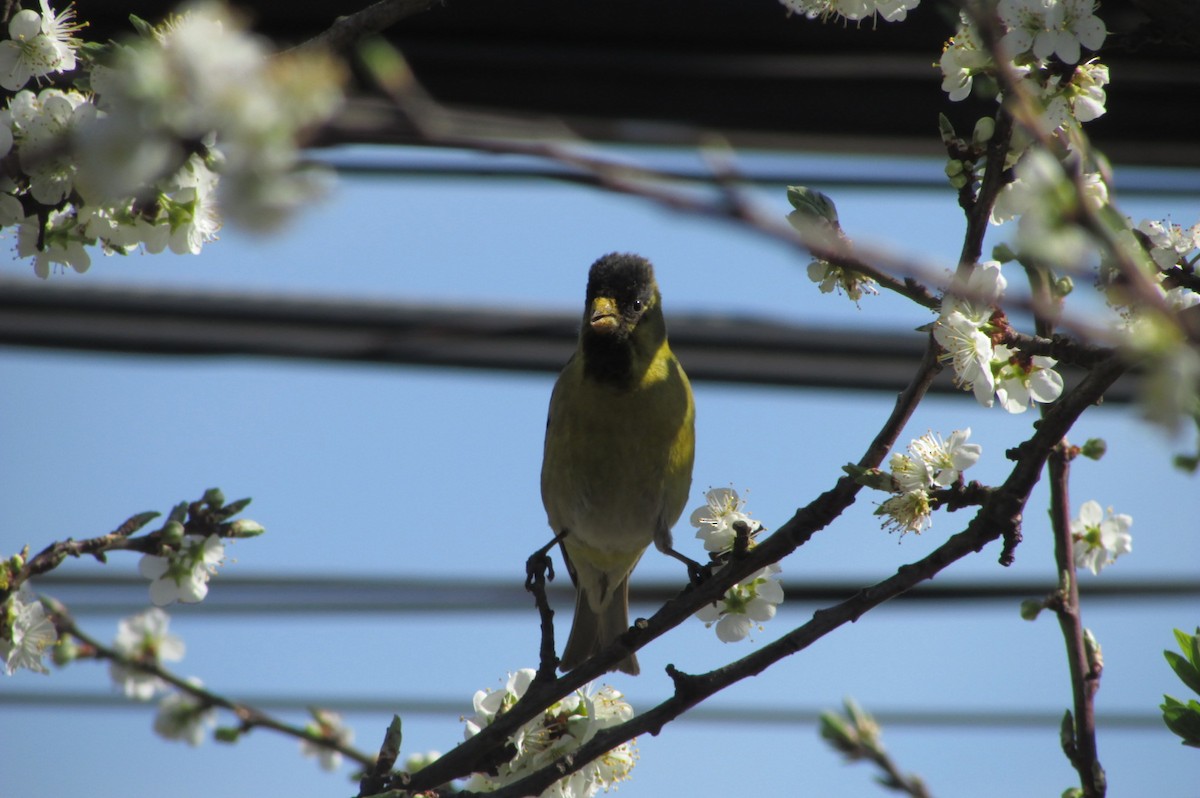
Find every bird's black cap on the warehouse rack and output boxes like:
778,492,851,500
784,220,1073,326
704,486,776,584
586,253,656,304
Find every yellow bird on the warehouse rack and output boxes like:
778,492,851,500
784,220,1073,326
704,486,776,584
541,253,695,675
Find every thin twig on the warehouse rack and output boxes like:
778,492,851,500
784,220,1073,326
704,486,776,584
293,0,438,54
1047,444,1106,797
50,600,377,769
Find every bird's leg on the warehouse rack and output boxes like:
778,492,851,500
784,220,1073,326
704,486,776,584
525,529,567,590
662,546,708,585
653,528,708,584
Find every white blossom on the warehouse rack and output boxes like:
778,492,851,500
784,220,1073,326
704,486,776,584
888,452,932,493
998,0,1106,65
76,3,343,230
807,260,879,303
138,534,225,606
939,18,990,102
301,709,354,772
689,487,763,554
1,583,57,675
464,669,637,797
695,565,784,643
908,428,982,487
876,490,933,536
1020,60,1109,135
9,87,91,205
153,681,216,746
778,0,919,22
1137,218,1200,271
109,607,185,700
1070,500,1132,574
0,1,82,91
991,344,1065,413
941,260,1007,325
992,150,1109,267
16,208,91,278
933,311,997,406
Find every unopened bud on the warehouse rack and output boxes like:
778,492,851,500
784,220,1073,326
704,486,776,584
227,519,266,538
161,520,185,547
972,116,995,145
992,243,1018,263
1020,599,1045,621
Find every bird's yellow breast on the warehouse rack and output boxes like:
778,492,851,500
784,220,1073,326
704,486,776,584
541,339,695,556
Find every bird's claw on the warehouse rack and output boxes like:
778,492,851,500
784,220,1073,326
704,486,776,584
663,547,709,586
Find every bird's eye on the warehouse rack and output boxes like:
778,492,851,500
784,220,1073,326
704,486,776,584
631,298,644,312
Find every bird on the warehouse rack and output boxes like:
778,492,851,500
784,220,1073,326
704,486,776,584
540,252,695,675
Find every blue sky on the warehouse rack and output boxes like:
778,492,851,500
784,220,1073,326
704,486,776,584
1,146,1198,797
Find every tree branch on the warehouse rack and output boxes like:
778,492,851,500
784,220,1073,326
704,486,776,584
471,354,1127,798
294,0,439,54
48,600,377,769
1047,444,1107,797
392,342,945,795
4,490,259,606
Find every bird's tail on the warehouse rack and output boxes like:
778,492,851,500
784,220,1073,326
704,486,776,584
560,575,638,675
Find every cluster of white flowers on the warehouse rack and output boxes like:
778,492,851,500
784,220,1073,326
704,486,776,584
1136,219,1200,272
109,607,186,699
689,488,785,642
874,428,981,535
0,583,57,675
807,261,880,304
0,1,344,278
938,18,989,102
1070,500,1132,574
153,679,217,746
932,260,1064,412
0,0,80,91
997,0,1105,66
463,668,636,798
691,487,764,553
941,0,1106,109
139,533,225,606
779,0,920,23
1101,217,1200,428
695,564,785,643
301,709,355,771
939,1,1112,260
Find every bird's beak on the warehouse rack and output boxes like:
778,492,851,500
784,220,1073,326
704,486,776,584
589,296,620,333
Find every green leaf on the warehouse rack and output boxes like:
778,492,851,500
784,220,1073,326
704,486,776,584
376,715,403,773
937,113,957,147
117,511,161,537
1059,709,1076,756
1165,651,1200,696
1173,453,1200,473
217,497,253,519
786,185,839,226
1160,695,1200,748
127,14,155,37
166,501,189,525
842,464,894,492
1165,628,1200,696
214,726,242,744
